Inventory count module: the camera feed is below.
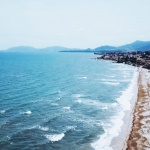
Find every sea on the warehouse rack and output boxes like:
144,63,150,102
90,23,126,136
0,51,138,150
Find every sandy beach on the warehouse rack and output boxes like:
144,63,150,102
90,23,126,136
111,68,150,150
126,68,150,149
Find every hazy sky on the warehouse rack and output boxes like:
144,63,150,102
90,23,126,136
0,0,150,49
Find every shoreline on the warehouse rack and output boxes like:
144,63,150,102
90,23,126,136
91,65,139,150
110,67,139,150
126,68,150,149
111,68,150,150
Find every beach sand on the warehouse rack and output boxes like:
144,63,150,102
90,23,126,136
111,68,150,150
126,68,150,150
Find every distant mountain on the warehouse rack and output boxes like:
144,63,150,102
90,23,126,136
6,46,38,52
59,48,92,53
93,40,150,52
2,40,150,53
118,40,150,51
5,46,75,53
137,43,150,51
93,45,117,51
40,46,70,52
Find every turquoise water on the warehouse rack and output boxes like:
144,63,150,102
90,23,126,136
0,52,137,150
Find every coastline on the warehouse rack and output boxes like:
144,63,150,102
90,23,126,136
126,68,150,149
91,65,139,150
111,68,150,150
110,67,139,150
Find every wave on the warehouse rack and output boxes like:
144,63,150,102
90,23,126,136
29,125,49,131
72,94,85,98
63,106,74,113
0,110,6,114
99,78,130,83
45,133,65,142
51,103,59,106
77,76,87,79
110,66,134,71
75,75,87,79
38,125,49,131
65,126,77,131
91,112,124,150
63,106,70,110
91,68,139,150
100,79,117,81
0,108,11,114
103,81,120,86
101,106,108,110
74,97,116,110
76,99,82,103
21,110,32,115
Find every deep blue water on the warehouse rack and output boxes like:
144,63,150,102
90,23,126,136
0,52,136,150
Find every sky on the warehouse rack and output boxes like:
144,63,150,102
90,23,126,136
0,0,150,50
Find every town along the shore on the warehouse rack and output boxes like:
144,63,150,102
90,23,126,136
95,51,150,69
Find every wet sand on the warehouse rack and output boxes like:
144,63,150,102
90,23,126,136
127,68,150,150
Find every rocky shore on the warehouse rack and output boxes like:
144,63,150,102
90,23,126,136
95,51,150,69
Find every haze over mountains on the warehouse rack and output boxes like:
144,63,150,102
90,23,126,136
2,40,150,53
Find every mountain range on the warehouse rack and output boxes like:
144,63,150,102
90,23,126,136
2,40,150,53
92,40,150,52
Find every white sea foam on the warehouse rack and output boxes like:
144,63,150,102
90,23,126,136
38,125,49,131
66,125,77,131
111,66,134,71
92,112,124,150
28,125,37,129
77,76,87,79
72,94,84,98
100,78,130,83
21,110,32,115
76,99,82,103
63,106,70,110
45,133,65,142
63,106,74,113
0,110,6,114
101,106,108,110
29,125,49,131
91,68,139,150
100,79,117,82
103,81,120,86
117,69,138,110
75,96,117,111
76,98,112,109
51,103,59,106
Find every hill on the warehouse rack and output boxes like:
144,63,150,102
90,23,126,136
5,46,73,53
92,40,150,52
118,40,150,51
93,45,117,51
6,46,37,52
2,40,150,53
